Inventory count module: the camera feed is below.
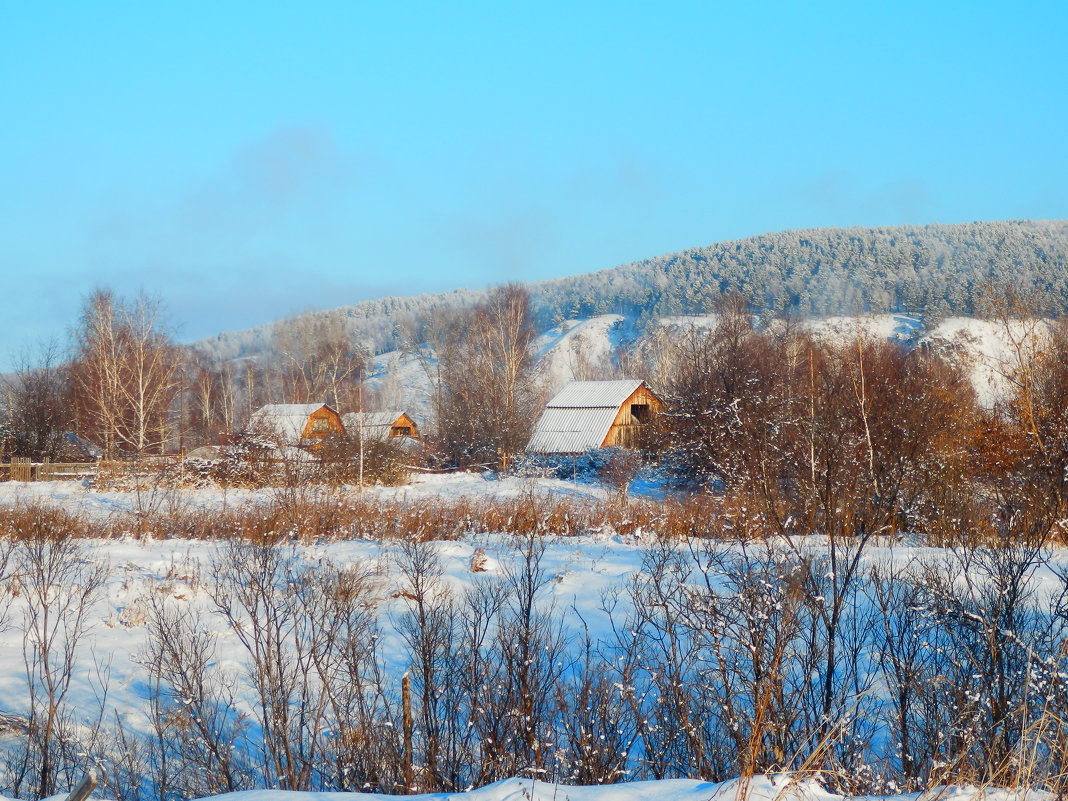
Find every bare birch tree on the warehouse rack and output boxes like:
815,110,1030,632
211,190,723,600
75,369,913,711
270,313,366,409
435,285,541,465
71,290,182,456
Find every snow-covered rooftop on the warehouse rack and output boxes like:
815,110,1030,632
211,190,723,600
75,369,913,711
342,410,415,440
527,379,648,454
544,379,644,409
248,403,335,444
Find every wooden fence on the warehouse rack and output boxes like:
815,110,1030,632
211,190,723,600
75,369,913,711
2,458,98,482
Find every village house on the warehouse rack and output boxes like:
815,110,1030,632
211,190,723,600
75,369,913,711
247,403,346,448
341,410,420,441
526,379,662,455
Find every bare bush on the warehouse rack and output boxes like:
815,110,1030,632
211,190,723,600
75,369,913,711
11,529,107,799
137,589,252,798
209,540,328,790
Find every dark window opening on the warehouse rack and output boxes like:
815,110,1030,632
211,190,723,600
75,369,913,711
630,403,650,423
391,425,412,437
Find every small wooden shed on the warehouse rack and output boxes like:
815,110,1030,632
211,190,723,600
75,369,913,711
526,380,662,454
342,411,420,441
247,403,346,446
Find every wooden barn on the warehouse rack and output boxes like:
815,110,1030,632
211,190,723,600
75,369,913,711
342,411,421,441
526,379,662,454
247,403,346,447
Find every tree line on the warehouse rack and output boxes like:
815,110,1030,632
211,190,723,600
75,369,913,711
648,292,1068,546
0,285,546,470
534,219,1068,326
1,289,371,462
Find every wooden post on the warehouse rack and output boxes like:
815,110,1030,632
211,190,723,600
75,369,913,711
358,375,365,491
65,771,97,801
402,671,413,790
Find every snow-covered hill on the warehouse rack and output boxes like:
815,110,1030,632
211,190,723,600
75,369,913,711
189,220,1068,365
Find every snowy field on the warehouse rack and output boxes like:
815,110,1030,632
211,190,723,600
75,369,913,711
0,474,664,739
0,475,1064,801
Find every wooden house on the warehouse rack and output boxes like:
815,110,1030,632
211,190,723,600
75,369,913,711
341,411,420,442
247,403,346,447
526,380,662,454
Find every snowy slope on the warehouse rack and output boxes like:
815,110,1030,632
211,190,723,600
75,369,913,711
195,309,1045,431
363,349,436,421
921,317,1051,406
800,313,923,344
533,315,629,392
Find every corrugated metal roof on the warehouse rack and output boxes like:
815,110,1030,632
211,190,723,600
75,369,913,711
527,380,657,454
526,407,620,454
254,403,327,416
545,379,644,409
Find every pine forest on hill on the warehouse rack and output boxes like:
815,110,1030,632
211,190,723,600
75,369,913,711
534,219,1068,323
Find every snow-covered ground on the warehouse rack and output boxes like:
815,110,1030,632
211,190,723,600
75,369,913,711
190,777,1049,801
0,472,612,522
0,475,1063,801
1,768,1052,801
0,475,653,727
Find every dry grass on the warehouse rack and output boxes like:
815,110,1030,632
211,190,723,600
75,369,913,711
0,502,92,540
1,482,1055,548
0,491,753,543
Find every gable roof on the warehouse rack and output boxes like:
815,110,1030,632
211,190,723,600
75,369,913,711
342,410,408,430
526,380,651,454
342,410,415,441
248,403,337,444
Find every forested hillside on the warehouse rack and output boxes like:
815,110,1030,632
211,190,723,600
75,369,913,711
194,219,1068,361
533,219,1068,324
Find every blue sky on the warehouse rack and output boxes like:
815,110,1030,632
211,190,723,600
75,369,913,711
2,1,1066,368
